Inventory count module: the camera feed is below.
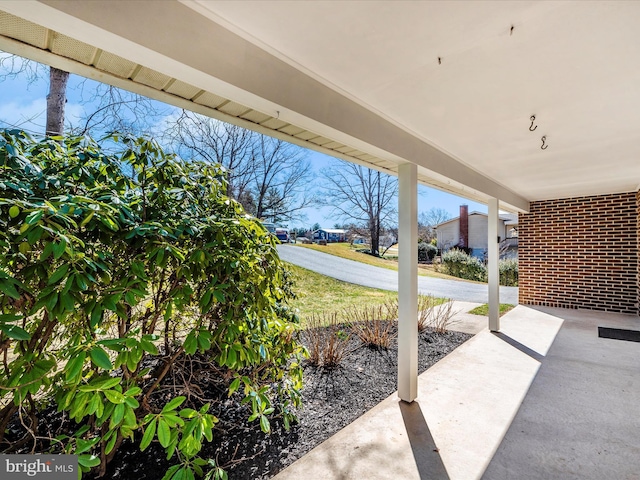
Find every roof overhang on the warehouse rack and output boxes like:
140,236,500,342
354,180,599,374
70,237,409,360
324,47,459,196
1,1,639,215
0,0,530,212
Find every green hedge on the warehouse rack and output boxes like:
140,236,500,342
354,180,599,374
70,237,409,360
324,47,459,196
441,249,518,286
499,257,519,287
418,242,437,261
441,248,487,282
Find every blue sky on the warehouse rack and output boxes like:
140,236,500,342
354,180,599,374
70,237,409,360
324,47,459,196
0,53,488,228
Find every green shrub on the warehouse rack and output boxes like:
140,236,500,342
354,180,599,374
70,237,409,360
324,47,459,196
0,131,303,479
441,249,519,286
499,258,519,286
441,248,487,282
418,242,437,262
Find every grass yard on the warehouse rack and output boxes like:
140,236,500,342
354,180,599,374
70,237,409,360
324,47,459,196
297,242,396,269
295,242,474,281
286,262,397,325
469,303,515,316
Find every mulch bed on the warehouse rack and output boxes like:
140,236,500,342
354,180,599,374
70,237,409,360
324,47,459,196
9,326,471,480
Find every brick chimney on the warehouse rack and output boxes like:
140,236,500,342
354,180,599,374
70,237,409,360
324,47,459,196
459,205,468,248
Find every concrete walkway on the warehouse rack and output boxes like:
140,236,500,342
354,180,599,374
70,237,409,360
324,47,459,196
274,305,640,479
277,244,519,304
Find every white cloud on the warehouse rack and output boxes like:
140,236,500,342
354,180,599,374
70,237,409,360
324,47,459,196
0,98,87,136
0,98,47,134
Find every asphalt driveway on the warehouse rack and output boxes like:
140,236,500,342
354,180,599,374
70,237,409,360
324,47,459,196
277,245,518,304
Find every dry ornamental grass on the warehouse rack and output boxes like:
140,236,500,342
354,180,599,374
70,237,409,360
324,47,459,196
302,296,456,369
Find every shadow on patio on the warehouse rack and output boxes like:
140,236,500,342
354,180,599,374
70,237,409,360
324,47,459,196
274,305,640,479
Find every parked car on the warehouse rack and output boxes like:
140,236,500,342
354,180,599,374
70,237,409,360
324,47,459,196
275,228,290,243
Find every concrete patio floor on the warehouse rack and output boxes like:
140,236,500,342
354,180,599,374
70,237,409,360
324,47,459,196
274,305,640,480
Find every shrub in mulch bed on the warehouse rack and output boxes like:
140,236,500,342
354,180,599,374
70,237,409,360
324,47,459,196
4,328,470,480
0,132,304,480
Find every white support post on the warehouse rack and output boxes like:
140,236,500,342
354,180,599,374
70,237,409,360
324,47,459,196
398,162,418,402
488,197,500,332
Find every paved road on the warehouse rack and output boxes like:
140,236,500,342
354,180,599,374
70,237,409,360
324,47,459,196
277,245,518,304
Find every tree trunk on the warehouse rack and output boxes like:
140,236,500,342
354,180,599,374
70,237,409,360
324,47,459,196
46,67,69,136
370,219,379,256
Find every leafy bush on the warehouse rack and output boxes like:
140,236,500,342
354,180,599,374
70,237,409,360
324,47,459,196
441,249,519,286
499,258,519,286
303,312,351,368
418,242,437,262
0,131,303,479
441,248,487,282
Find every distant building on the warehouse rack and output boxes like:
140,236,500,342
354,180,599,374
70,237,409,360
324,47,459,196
435,205,518,258
313,228,346,243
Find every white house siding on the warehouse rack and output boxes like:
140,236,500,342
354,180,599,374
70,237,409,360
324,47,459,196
437,220,459,250
437,213,511,258
468,215,489,251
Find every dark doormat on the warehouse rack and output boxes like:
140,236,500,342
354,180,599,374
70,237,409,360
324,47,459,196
598,326,640,343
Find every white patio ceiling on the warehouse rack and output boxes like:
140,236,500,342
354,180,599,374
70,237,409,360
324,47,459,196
2,1,640,213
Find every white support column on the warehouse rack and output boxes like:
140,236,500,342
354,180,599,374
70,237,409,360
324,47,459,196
398,162,418,402
488,197,500,332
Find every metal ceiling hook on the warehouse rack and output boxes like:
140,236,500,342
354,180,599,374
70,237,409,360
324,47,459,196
529,115,537,131
541,135,548,150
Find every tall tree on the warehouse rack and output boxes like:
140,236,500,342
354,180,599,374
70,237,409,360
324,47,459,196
319,160,397,255
252,136,313,223
165,110,256,203
1,53,314,224
167,111,313,223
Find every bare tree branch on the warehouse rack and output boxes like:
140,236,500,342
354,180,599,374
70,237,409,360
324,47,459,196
0,53,45,84
0,51,171,137
164,110,257,201
69,80,171,136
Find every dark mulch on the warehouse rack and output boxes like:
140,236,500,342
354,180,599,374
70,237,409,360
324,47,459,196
9,326,471,480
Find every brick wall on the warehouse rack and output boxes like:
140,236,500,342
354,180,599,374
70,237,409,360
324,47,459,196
519,192,638,314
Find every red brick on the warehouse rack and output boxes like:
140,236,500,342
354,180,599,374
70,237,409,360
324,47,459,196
520,192,639,315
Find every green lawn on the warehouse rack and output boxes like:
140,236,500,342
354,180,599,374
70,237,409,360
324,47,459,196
468,304,515,316
294,242,470,281
285,262,397,325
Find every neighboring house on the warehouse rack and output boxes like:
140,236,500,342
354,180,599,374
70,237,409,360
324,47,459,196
379,233,397,248
313,228,346,243
435,205,518,259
